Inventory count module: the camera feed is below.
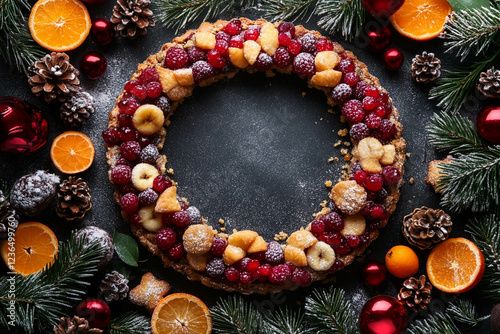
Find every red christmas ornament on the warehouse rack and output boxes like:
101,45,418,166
362,260,387,286
359,295,407,334
476,105,500,143
79,51,107,80
91,18,115,46
0,97,47,155
362,0,405,18
75,298,111,329
81,0,108,4
367,26,392,53
382,48,404,71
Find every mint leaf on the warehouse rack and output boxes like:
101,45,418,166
448,0,490,11
113,230,139,267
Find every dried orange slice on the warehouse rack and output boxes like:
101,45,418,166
427,237,485,293
29,0,91,51
151,293,212,334
50,131,95,174
389,0,453,41
0,222,58,276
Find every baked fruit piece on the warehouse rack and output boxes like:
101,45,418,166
104,18,406,294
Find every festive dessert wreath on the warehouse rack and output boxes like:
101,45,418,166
103,18,406,294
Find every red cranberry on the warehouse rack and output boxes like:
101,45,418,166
329,259,345,272
247,259,260,272
239,271,252,284
210,236,228,256
254,53,273,71
139,68,160,84
338,58,355,73
331,83,352,104
257,264,272,277
207,49,226,68
345,235,360,248
361,201,375,216
342,99,365,124
365,173,383,192
363,96,377,111
299,33,317,53
382,166,401,186
350,123,370,142
374,106,386,117
278,32,291,46
293,52,316,77
164,47,189,70
215,39,229,57
153,175,172,192
187,46,206,64
354,170,368,184
102,127,121,146
244,28,260,41
335,238,351,254
120,193,139,214
120,141,141,161
323,212,344,231
265,241,284,265
365,86,380,97
138,188,159,206
365,113,382,129
118,97,140,115
343,72,359,87
229,35,244,48
225,267,240,282
172,210,190,227
125,79,139,93
371,204,386,219
273,46,292,67
288,40,302,55
192,60,214,82
285,261,296,273
111,165,132,184
146,81,162,98
316,38,334,52
269,264,291,284
156,227,177,251
224,20,242,36
277,22,295,36
206,258,225,278
320,231,342,246
311,219,325,234
215,31,231,43
168,243,185,261
130,84,147,100
292,267,312,286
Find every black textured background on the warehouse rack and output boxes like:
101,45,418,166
0,2,493,333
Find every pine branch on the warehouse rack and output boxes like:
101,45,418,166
261,0,316,22
211,295,264,334
466,214,500,303
426,112,493,155
428,49,500,113
108,311,152,334
407,311,461,334
447,299,490,327
304,287,358,334
315,0,366,42
265,307,312,334
443,7,500,61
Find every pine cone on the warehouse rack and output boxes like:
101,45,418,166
56,177,92,221
60,91,95,127
28,52,80,103
100,270,129,302
54,316,103,334
478,67,500,99
411,52,441,84
110,0,155,40
397,275,432,313
402,207,452,250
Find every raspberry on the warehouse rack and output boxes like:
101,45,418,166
379,92,389,103
316,38,334,52
320,231,342,246
310,219,325,234
278,32,291,46
120,141,141,161
382,166,401,186
153,175,172,192
120,193,139,214
250,251,266,263
236,257,251,272
164,47,189,70
265,241,284,265
225,267,240,282
139,144,159,164
359,232,371,245
118,96,140,115
156,96,171,115
353,81,369,100
125,79,139,93
118,114,133,127
210,236,227,256
138,188,159,206
224,19,241,36
365,173,383,192
338,58,355,74
334,238,351,254
287,40,302,55
365,113,382,129
172,210,190,227
350,162,362,175
139,68,160,84
285,261,295,273
168,243,185,261
363,96,377,111
354,170,368,184
111,165,132,184
130,84,147,100
350,123,370,142
215,39,229,57
365,86,380,97
323,212,344,232
137,135,150,148
343,72,359,87
292,267,311,286
239,271,252,284
186,206,202,225
345,235,360,248
293,52,316,77
254,53,273,71
118,182,138,195
277,22,295,36
361,201,375,216
257,264,272,277
102,127,121,146
156,227,177,251
378,119,397,141
119,127,137,142
331,83,352,104
244,28,260,41
269,264,291,284
273,46,292,67
187,46,206,64
207,49,226,68
299,33,317,53
115,157,131,167
229,35,244,48
329,259,345,273
376,187,388,202
206,258,225,278
374,106,386,117
192,60,214,82
146,81,162,98
215,31,231,43
342,99,365,124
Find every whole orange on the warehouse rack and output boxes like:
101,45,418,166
385,245,419,278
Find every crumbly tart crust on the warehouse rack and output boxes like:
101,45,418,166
105,18,406,294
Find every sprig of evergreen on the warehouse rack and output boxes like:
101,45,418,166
315,0,366,42
211,295,264,334
108,311,152,334
407,311,461,334
265,307,312,334
466,214,500,303
261,0,316,22
447,299,490,327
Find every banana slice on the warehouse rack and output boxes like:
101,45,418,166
306,241,335,271
139,205,163,232
131,163,159,191
132,104,165,135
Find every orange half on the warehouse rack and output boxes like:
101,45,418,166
29,0,91,51
50,131,95,174
390,0,453,41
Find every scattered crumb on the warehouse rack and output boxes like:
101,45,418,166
408,200,412,204
338,128,348,137
325,180,332,187
274,231,288,241
167,168,174,175
220,227,226,232
218,219,225,225
332,157,339,162
320,118,323,121
181,197,189,206
328,157,335,162
340,115,347,123
315,121,318,125
334,140,342,147
320,200,327,208
302,92,307,97
327,109,335,114
406,152,411,158
409,177,415,184
343,141,351,147
344,153,352,161
340,148,348,155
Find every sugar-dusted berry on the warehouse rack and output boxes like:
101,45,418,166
273,46,292,67
316,38,333,52
293,52,316,77
210,236,228,256
164,47,189,70
172,210,190,227
365,173,384,192
225,266,240,282
224,19,242,36
382,166,401,186
365,113,382,129
120,141,141,161
299,33,317,54
121,193,139,214
265,241,284,265
254,53,273,71
350,123,370,142
277,22,295,36
138,188,159,206
342,99,365,124
192,60,214,82
102,126,121,146
292,267,311,286
269,264,292,284
111,165,132,184
331,83,352,104
156,227,177,251
288,40,301,55
206,258,225,278
139,68,160,85
139,144,159,164
168,243,185,261
153,175,172,192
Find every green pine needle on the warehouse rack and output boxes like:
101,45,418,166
315,0,365,42
304,287,358,334
261,0,316,22
108,311,152,334
407,311,461,334
265,307,311,334
447,299,490,327
466,214,500,303
211,295,264,334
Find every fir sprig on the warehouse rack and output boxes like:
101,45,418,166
447,299,490,327
315,0,366,42
261,0,316,22
108,311,152,334
265,307,311,334
407,311,461,334
211,295,264,334
466,214,500,303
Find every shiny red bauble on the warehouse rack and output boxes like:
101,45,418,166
362,260,387,286
75,298,111,329
81,0,108,4
0,97,47,155
359,295,407,334
90,18,115,46
367,26,392,53
79,51,107,80
382,48,404,71
362,0,405,18
476,105,500,143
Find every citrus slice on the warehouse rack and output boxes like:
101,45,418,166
29,0,91,51
0,222,58,276
389,0,453,41
151,293,212,334
426,237,485,293
50,131,95,174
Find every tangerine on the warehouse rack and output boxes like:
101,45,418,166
385,245,419,278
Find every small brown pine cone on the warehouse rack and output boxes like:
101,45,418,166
28,52,80,103
56,177,92,221
411,51,441,84
110,0,155,40
53,316,103,334
402,207,452,250
478,67,500,99
397,275,432,313
100,270,129,302
60,91,95,127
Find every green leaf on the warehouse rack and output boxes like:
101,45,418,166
448,0,490,11
113,230,139,267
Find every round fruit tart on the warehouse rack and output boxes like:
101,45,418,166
103,18,406,294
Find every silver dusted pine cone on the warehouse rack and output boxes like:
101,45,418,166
478,67,500,99
100,270,129,301
411,52,441,84
110,0,155,40
60,91,95,127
